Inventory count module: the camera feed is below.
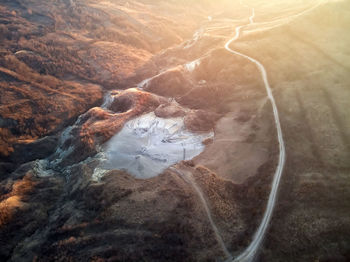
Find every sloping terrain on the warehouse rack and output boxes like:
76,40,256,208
0,0,349,261
0,0,211,168
235,1,350,260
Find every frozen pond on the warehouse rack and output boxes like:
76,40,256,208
101,112,213,179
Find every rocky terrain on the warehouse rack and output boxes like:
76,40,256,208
1,0,350,261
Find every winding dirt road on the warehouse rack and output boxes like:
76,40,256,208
224,1,324,260
133,1,322,260
224,5,286,262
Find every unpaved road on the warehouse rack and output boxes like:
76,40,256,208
224,1,323,261
224,6,286,262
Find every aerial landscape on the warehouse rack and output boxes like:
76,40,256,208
0,0,349,261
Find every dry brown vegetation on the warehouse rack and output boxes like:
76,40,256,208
1,0,350,261
0,52,103,158
0,0,211,162
0,174,37,226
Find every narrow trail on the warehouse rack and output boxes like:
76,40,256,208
224,5,286,262
170,167,232,259
133,1,323,261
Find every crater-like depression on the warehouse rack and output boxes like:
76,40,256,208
99,112,213,179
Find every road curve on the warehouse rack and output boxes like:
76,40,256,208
224,6,286,262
